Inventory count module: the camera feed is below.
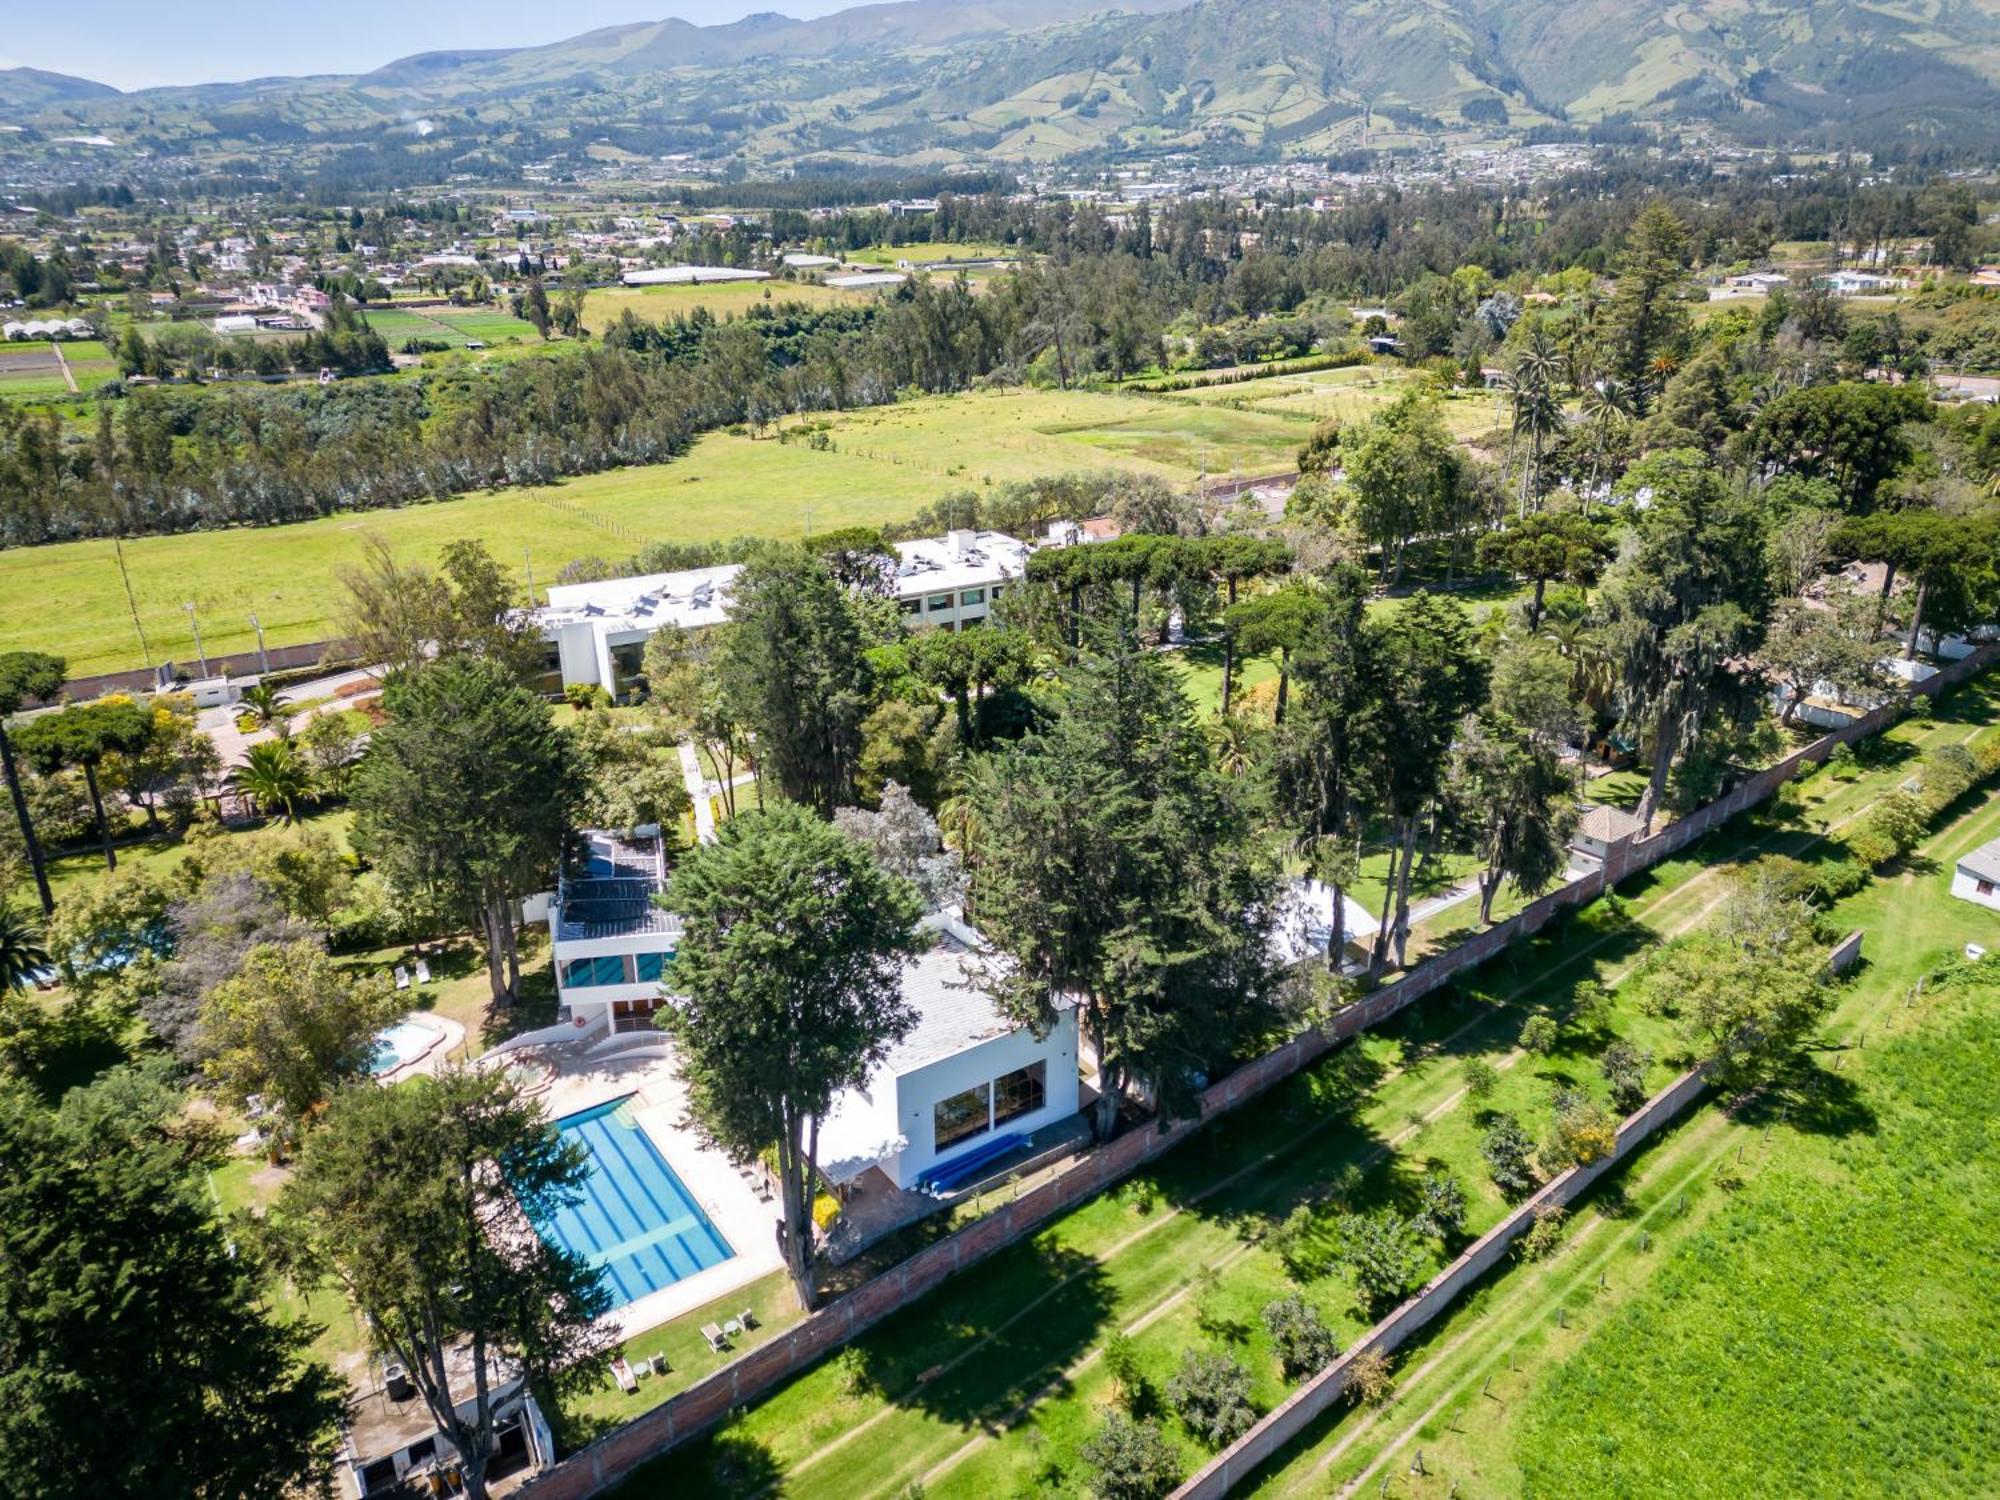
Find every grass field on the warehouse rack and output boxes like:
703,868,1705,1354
0,339,118,399
1234,692,2000,1498
581,278,866,333
0,387,1306,677
589,677,2000,1499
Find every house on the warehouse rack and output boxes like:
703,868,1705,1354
782,252,840,269
1727,270,1791,292
1952,836,2000,911
814,910,1080,1194
546,829,684,1036
824,270,906,289
1272,878,1381,971
530,532,1031,696
1820,270,1900,297
341,1342,551,1497
532,562,740,698
888,530,1030,632
1570,803,1644,862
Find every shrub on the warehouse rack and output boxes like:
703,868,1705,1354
1079,1411,1182,1500
1414,1167,1469,1241
1851,790,1928,866
1332,1209,1431,1314
1518,1202,1569,1261
1261,1292,1340,1380
1345,1346,1395,1406
1568,980,1612,1032
1104,1332,1149,1414
1520,1014,1560,1055
1482,1113,1539,1198
563,681,612,710
1164,1349,1257,1447
1462,1057,1500,1102
1541,1088,1620,1170
1599,1041,1654,1114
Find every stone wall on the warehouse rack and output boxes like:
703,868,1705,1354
517,643,1995,1500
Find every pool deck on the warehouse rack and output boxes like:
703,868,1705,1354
539,1049,784,1341
372,1012,466,1085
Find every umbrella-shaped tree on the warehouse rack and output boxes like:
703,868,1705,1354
0,652,66,913
14,696,154,873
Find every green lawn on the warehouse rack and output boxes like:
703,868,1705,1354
581,279,864,334
1235,692,2000,1497
593,677,2000,1499
1,387,1311,677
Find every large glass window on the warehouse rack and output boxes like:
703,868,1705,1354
993,1060,1047,1127
928,593,954,612
634,951,669,984
934,1083,991,1151
561,954,627,989
960,588,985,606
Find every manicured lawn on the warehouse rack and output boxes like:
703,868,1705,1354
594,676,2000,1498
2,386,1311,677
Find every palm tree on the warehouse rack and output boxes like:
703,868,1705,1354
1579,378,1632,499
0,906,51,992
231,738,313,824
239,681,288,732
1206,708,1265,778
1505,330,1565,517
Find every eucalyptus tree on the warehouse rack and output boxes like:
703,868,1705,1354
1453,712,1581,925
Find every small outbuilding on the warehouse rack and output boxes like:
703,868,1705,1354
1571,803,1644,863
1950,836,2000,912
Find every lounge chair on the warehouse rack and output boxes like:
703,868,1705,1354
394,966,411,990
738,1308,757,1331
701,1322,728,1353
414,958,433,984
648,1352,670,1376
611,1356,638,1393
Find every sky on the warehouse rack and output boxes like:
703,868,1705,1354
3,0,852,91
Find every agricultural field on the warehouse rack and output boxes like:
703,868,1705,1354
0,338,118,399
1245,773,2000,1499
0,386,1302,676
1134,362,1508,442
581,277,865,333
593,676,2000,1500
361,304,541,347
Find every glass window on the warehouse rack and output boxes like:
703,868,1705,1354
561,954,627,988
634,951,668,984
993,1060,1047,1127
933,1083,991,1151
991,584,1006,599
928,593,954,611
901,596,922,615
960,588,985,606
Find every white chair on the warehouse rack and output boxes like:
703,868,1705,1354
394,966,411,990
414,958,433,985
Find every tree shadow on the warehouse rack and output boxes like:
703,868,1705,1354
1738,1057,1878,1140
842,1239,1115,1429
617,1414,787,1496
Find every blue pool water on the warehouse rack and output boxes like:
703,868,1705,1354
369,1020,438,1075
533,1097,736,1308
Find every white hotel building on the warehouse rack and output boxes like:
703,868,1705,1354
532,530,1032,699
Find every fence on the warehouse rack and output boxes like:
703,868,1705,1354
516,643,1995,1500
51,638,344,705
1170,1062,1717,1498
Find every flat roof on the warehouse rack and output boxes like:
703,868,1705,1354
536,563,741,637
891,531,1030,599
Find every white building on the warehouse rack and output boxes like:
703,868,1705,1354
547,831,684,1034
534,563,739,700
342,1344,550,1497
888,529,1030,633
816,910,1080,1194
620,266,769,286
1951,836,2000,912
531,532,1031,697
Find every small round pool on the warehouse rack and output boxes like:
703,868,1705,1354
369,1019,440,1075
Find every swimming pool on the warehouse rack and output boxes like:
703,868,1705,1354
369,1020,438,1075
533,1097,736,1309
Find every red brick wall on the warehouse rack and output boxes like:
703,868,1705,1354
518,647,1990,1500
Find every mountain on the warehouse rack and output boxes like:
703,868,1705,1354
0,67,120,110
5,0,1999,177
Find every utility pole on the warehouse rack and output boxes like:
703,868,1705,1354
524,548,536,607
113,535,153,666
184,601,208,678
249,612,269,674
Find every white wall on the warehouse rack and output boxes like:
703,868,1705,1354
1950,867,2000,912
887,1010,1079,1189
